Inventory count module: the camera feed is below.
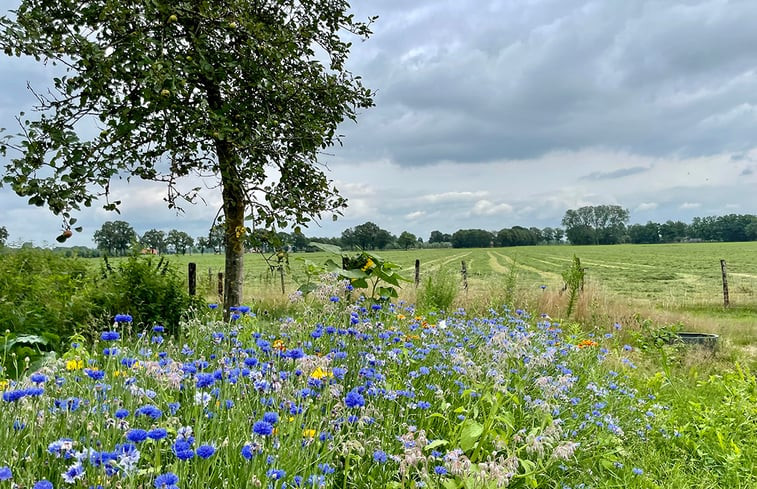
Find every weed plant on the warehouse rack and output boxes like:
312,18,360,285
416,268,460,312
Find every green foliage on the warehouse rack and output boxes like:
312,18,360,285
562,205,630,245
0,248,91,377
417,268,459,312
85,254,204,335
0,225,7,246
308,242,409,301
561,255,585,318
93,220,137,256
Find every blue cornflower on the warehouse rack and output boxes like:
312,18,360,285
266,468,285,480
195,373,215,388
285,348,305,360
115,408,129,419
371,304,382,311
262,412,279,425
135,405,162,420
623,344,633,352
196,445,215,459
434,466,448,475
238,305,251,314
103,347,119,356
84,369,105,381
172,440,194,460
101,331,120,341
318,463,335,474
344,390,365,408
208,303,218,309
241,444,255,460
114,314,132,323
30,373,46,384
154,472,179,489
147,428,168,440
153,325,165,333
632,468,644,475
126,429,148,443
0,467,11,480
252,421,274,436
329,296,340,303
33,481,53,489
373,450,388,463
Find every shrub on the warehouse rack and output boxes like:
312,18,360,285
417,267,459,312
0,248,93,377
85,254,204,336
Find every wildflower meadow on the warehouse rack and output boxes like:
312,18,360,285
1,275,755,489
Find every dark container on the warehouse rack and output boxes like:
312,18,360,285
672,332,719,349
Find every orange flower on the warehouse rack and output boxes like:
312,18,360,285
273,339,286,352
577,339,598,349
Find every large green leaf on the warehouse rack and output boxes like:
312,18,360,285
459,419,484,453
309,242,343,255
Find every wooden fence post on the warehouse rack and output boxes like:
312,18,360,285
414,259,420,288
461,260,468,293
217,272,224,299
721,259,730,307
279,266,286,295
188,263,196,296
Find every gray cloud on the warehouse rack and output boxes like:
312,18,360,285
581,166,650,181
2,1,757,245
338,0,757,165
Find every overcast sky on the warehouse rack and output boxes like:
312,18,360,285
2,0,757,247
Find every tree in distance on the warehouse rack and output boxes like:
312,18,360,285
167,229,194,255
93,220,136,256
397,231,417,250
140,229,167,254
0,1,375,312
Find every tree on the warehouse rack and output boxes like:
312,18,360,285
562,205,629,244
196,236,211,254
343,222,393,250
140,229,167,254
397,231,417,250
167,229,194,255
628,222,661,244
0,226,7,247
451,229,493,248
0,1,375,313
93,221,136,256
428,231,452,244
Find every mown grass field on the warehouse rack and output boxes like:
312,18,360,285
137,242,756,306
102,242,757,346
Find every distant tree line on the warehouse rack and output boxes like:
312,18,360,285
3,208,756,256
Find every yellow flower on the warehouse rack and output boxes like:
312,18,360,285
361,258,375,272
311,367,333,380
66,359,83,371
0,380,9,391
273,339,286,352
303,429,316,439
396,314,406,320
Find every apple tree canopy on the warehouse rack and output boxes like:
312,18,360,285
0,0,375,310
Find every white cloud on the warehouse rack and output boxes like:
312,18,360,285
405,210,426,220
679,202,701,209
471,200,514,217
419,191,488,203
636,202,658,211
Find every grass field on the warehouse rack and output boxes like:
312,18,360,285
103,242,757,345
141,242,756,305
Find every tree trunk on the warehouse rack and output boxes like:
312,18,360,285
217,140,246,316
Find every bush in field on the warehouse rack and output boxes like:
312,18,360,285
0,248,93,377
417,267,459,311
86,254,204,336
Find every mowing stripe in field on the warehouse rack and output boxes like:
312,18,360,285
489,251,563,283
